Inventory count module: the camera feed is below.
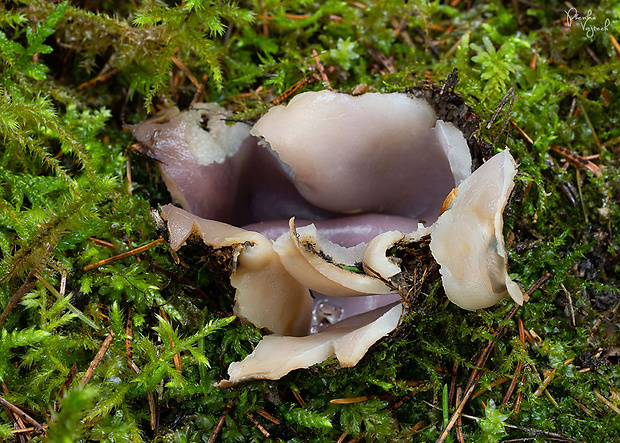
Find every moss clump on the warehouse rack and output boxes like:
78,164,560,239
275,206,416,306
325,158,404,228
0,0,618,441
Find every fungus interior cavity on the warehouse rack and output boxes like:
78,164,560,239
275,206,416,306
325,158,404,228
134,91,476,336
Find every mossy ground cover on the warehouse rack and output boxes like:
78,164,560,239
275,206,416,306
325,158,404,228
0,1,618,441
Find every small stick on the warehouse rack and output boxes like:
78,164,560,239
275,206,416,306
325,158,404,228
337,432,348,443
208,402,233,443
610,33,620,59
11,424,49,434
510,120,534,145
77,68,118,90
126,314,133,358
550,145,602,177
88,237,116,249
1,383,28,442
271,75,316,105
312,48,331,89
560,284,576,327
191,73,209,106
486,87,516,144
256,408,281,424
594,390,620,416
246,411,270,437
472,377,512,399
59,271,67,297
0,270,38,325
81,331,115,387
455,388,464,443
83,238,165,271
435,272,552,443
331,396,375,404
368,46,396,73
449,360,458,405
0,396,45,433
126,157,133,195
57,364,78,399
292,389,306,407
170,56,201,89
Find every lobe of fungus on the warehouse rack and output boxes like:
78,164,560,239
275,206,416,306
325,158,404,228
160,205,313,336
429,150,525,310
251,90,472,220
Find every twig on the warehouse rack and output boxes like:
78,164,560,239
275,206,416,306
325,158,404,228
246,411,270,437
256,408,281,424
455,388,464,443
83,238,165,271
510,120,534,145
270,75,317,105
331,396,376,404
2,383,28,442
57,364,78,400
77,68,118,90
170,56,200,89
81,331,115,387
472,377,512,400
435,272,552,443
486,87,516,145
427,400,579,442
610,34,620,59
88,237,116,249
560,284,576,327
594,391,620,416
0,396,46,434
208,402,234,443
292,389,306,407
10,424,49,434
550,145,602,178
312,48,331,89
368,46,396,73
0,270,38,325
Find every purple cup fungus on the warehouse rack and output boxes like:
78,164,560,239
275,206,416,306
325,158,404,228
131,88,525,385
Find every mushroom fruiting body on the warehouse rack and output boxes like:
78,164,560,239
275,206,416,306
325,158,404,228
132,90,525,384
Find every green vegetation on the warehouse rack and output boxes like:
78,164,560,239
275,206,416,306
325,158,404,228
0,0,618,441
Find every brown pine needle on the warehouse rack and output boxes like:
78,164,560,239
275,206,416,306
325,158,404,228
83,238,165,271
81,331,115,387
330,395,375,404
